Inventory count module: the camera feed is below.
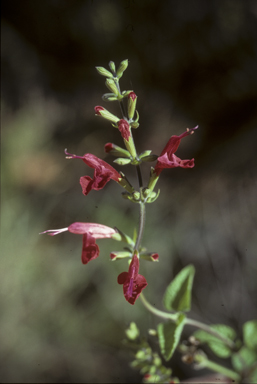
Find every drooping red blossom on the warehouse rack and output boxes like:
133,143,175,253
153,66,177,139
40,222,117,264
65,150,121,195
117,254,147,305
118,119,131,141
154,126,198,176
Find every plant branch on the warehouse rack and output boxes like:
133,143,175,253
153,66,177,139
134,201,146,252
194,353,240,382
140,293,236,350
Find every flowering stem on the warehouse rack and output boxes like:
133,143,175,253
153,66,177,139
139,293,236,350
135,201,146,252
114,79,126,118
136,165,143,188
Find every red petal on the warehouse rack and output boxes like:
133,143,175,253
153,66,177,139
81,233,100,264
118,119,131,141
117,272,128,284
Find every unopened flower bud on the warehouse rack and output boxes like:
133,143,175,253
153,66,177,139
104,143,130,158
102,93,118,102
94,106,120,124
114,157,132,165
128,92,137,119
105,78,119,95
110,251,131,260
108,61,116,73
125,322,140,340
95,66,113,78
140,252,159,261
141,154,158,162
133,191,140,201
116,59,128,78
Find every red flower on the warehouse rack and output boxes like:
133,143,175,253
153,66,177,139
40,222,117,264
65,150,121,195
154,126,198,176
118,119,131,141
118,254,147,305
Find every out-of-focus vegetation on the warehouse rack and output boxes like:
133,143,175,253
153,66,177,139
1,0,257,382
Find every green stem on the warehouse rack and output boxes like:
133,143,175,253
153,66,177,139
194,353,240,382
139,293,235,350
134,202,146,252
114,79,126,118
140,292,179,321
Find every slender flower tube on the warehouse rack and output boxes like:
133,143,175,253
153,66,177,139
40,222,117,264
117,254,147,305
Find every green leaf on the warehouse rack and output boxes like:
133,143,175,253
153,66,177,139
194,324,236,358
158,313,186,361
232,346,257,381
163,265,195,312
243,320,257,352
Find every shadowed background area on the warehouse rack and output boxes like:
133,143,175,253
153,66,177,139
1,0,257,382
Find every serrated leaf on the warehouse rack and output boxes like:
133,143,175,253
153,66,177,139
243,320,257,351
158,313,185,361
194,324,236,358
163,265,195,312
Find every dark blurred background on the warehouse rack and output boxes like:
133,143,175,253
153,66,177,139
1,0,257,382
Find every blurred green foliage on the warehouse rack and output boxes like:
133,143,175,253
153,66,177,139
1,0,257,382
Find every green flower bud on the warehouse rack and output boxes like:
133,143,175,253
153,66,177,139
141,154,158,162
133,191,141,201
130,121,140,129
102,93,118,102
95,66,113,78
105,78,119,95
104,143,130,158
127,92,137,120
146,189,160,203
116,59,128,78
125,322,140,340
113,157,132,165
108,61,116,73
110,251,132,260
94,106,120,123
139,150,152,158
